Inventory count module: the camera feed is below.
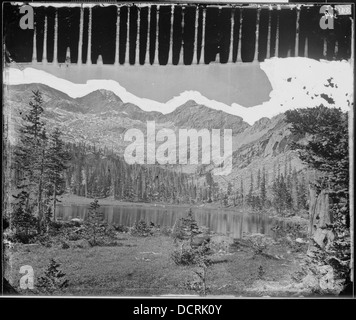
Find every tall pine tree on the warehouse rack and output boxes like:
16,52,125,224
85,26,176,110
13,90,48,230
46,127,71,221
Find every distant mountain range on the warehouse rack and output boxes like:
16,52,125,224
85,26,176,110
4,82,307,191
6,82,250,129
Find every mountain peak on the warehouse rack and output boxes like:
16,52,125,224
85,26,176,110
178,99,198,109
86,89,123,102
75,89,123,114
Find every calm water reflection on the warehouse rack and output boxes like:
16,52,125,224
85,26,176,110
57,204,277,239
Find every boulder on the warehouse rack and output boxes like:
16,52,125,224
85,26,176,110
318,265,333,275
313,228,334,249
316,265,337,291
302,274,319,289
190,234,211,248
296,238,307,244
307,245,319,257
319,273,334,291
71,218,83,224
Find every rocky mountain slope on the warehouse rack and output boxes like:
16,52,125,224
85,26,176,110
4,83,305,191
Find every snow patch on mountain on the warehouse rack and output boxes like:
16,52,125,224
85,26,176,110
4,57,352,125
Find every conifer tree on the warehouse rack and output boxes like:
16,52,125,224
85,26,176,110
85,199,102,246
297,175,308,210
46,127,71,221
291,167,299,211
286,105,351,290
13,90,48,230
247,172,253,207
257,169,261,190
240,180,244,207
260,167,267,208
205,172,213,203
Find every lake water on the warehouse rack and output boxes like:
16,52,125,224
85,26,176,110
56,204,282,239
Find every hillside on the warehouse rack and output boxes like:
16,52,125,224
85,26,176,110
4,82,308,195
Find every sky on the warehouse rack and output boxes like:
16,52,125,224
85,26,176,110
5,62,273,108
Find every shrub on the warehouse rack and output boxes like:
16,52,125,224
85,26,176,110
112,224,129,233
61,241,70,249
131,220,154,237
49,221,63,231
245,234,274,258
10,200,38,244
258,265,265,279
36,259,68,294
171,209,212,296
250,236,268,256
171,241,199,266
66,201,119,246
68,233,81,241
160,226,172,236
184,277,203,292
34,234,52,247
193,258,211,296
7,231,36,244
103,224,117,238
70,220,82,228
172,241,211,265
84,199,103,246
172,208,200,242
